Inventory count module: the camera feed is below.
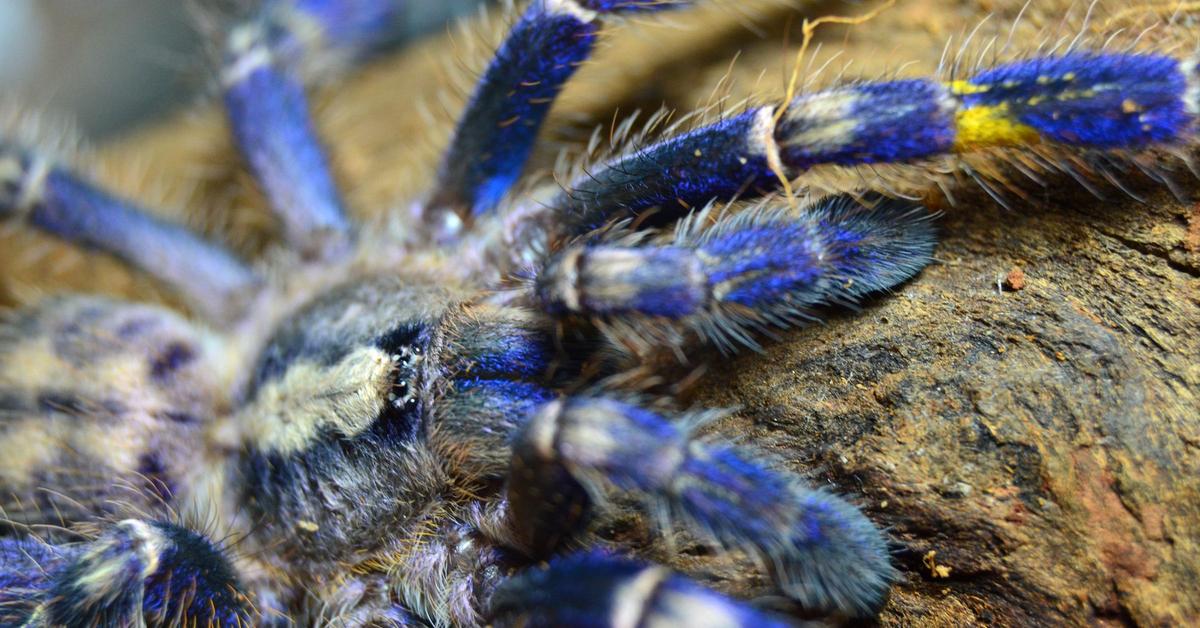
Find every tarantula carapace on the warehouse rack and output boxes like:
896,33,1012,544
0,0,1192,625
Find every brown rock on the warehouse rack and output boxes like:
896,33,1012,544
1004,267,1027,291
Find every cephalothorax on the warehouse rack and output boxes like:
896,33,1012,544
0,0,1191,625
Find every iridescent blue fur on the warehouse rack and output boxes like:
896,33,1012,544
490,552,793,627
139,524,247,626
558,108,778,231
700,215,823,308
779,79,956,168
535,196,935,346
701,195,935,309
539,397,896,616
0,539,67,622
12,164,259,315
446,315,555,378
14,1,1200,623
221,0,406,256
0,522,248,627
287,0,405,51
452,378,556,425
223,39,350,257
435,0,693,217
578,0,684,11
963,52,1191,147
435,3,600,215
460,339,552,378
551,51,1199,237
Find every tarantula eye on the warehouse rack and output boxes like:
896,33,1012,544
378,324,428,422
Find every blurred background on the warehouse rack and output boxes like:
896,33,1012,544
0,0,485,139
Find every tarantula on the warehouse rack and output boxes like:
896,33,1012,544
0,0,1192,625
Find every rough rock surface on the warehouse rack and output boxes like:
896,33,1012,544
1,0,1196,625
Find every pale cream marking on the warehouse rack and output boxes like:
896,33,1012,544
553,247,584,313
75,520,164,599
241,345,397,454
781,89,860,152
272,5,328,56
561,403,687,486
221,24,274,87
119,519,164,577
77,418,146,474
0,420,62,485
528,399,564,459
582,247,657,308
645,587,743,628
750,105,787,179
0,155,21,182
0,155,24,213
559,403,626,468
1182,56,1200,116
15,155,49,218
612,566,668,628
546,0,599,23
0,337,64,393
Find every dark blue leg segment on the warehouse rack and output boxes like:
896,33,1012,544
440,306,556,380
536,195,935,350
0,521,250,627
431,0,691,223
490,552,794,628
555,107,780,233
777,79,956,169
0,538,69,624
0,144,261,321
434,376,558,478
282,0,406,54
510,397,896,617
222,19,351,259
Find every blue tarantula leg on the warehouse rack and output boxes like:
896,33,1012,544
0,520,251,626
774,51,1196,170
536,195,935,351
507,397,895,617
0,143,261,321
556,51,1200,233
557,106,783,233
220,1,405,259
276,0,406,55
428,0,690,226
490,552,794,628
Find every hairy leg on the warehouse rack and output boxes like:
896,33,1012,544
0,520,250,626
218,0,403,259
503,396,895,617
534,194,936,351
429,0,692,228
548,51,1197,235
0,143,260,321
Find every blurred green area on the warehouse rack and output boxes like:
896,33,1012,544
0,0,484,138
